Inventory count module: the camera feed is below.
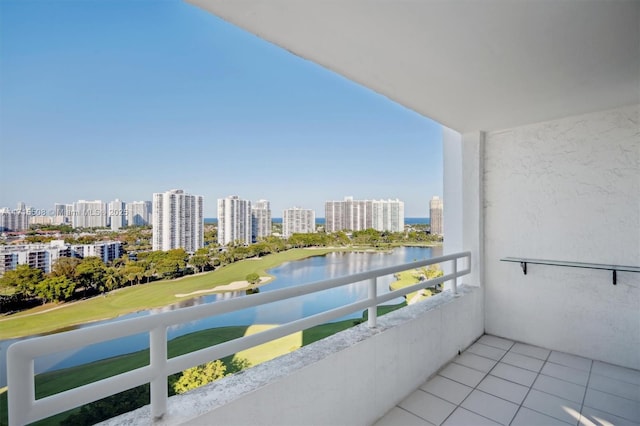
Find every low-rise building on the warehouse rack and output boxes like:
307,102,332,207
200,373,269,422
0,240,122,275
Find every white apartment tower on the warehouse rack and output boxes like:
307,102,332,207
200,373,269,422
52,203,69,225
152,189,203,253
429,196,443,235
283,207,315,238
251,200,272,242
108,199,126,231
217,196,252,246
325,197,404,233
71,200,107,229
0,208,29,231
127,201,152,226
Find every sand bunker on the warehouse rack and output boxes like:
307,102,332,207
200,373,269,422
175,276,271,298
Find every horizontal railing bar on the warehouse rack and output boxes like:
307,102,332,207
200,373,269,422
167,297,374,375
26,366,153,424
10,252,469,358
8,251,471,426
378,270,466,305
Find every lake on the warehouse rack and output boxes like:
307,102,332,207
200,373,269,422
0,246,441,386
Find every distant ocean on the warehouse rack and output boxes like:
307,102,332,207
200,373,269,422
204,217,429,225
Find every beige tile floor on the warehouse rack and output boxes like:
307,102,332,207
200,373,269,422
374,335,640,426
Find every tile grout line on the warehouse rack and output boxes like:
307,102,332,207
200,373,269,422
578,358,594,423
579,374,640,403
458,344,602,423
385,337,640,426
393,405,437,426
439,338,516,425
508,345,552,426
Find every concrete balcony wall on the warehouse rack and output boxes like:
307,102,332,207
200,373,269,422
484,104,640,369
103,285,483,426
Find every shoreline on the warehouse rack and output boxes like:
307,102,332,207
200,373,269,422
0,245,440,340
0,248,340,340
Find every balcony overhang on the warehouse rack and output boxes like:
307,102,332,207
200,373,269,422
187,0,639,133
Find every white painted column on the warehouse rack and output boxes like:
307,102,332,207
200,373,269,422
462,131,485,288
443,126,463,257
443,128,484,290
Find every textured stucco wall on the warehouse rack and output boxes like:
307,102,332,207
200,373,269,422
484,104,640,369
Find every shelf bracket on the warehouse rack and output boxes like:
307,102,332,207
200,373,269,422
613,270,617,285
520,261,527,275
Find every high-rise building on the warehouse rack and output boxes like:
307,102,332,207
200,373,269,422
251,200,272,242
71,200,107,229
0,208,29,231
283,207,315,238
53,204,66,216
217,196,252,246
429,196,443,235
324,197,404,233
152,189,203,253
127,201,152,226
108,199,126,231
52,203,69,225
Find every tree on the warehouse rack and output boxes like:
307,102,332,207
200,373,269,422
191,255,210,273
35,276,76,303
246,273,260,285
0,264,43,298
352,228,382,246
103,267,122,292
122,262,145,286
419,264,444,292
76,257,107,295
61,385,149,426
421,264,443,279
156,249,188,278
173,360,227,394
51,257,82,280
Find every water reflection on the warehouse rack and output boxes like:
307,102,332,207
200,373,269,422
0,246,440,386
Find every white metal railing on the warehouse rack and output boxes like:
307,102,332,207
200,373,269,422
7,251,471,425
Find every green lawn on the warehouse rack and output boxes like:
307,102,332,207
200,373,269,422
389,269,433,304
0,249,339,339
0,304,406,426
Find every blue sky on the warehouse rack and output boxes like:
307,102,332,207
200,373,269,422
0,0,443,218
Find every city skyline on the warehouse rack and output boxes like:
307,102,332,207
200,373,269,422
1,192,440,221
0,0,443,218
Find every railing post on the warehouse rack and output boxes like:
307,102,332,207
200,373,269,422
368,277,377,328
452,258,458,295
7,347,34,426
150,326,168,420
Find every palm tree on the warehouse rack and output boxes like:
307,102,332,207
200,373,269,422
104,267,122,293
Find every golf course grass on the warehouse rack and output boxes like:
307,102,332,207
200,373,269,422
0,248,341,339
389,269,434,303
0,304,405,426
0,246,422,424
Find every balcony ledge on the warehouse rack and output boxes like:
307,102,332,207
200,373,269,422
101,284,483,426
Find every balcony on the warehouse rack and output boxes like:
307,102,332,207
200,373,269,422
6,251,639,425
5,1,639,425
376,335,640,425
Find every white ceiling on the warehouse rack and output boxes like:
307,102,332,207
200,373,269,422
187,0,639,133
